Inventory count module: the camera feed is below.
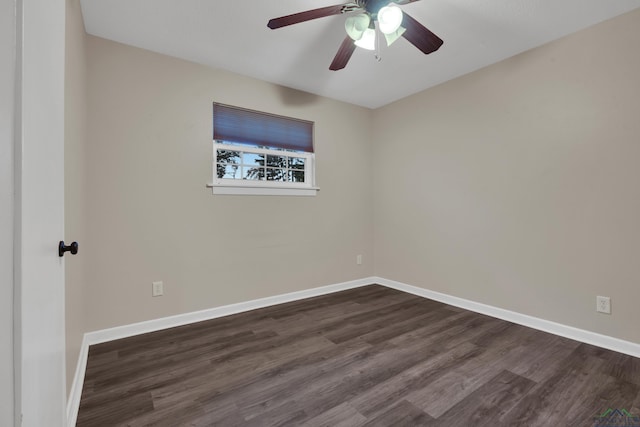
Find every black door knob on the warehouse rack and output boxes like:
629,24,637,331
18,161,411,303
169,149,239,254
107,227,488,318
59,241,79,257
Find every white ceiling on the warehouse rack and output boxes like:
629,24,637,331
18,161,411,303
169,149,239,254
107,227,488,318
80,0,640,109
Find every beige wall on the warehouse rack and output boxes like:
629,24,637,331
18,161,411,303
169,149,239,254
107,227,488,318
65,0,88,390
1,0,16,422
82,36,374,332
373,9,640,343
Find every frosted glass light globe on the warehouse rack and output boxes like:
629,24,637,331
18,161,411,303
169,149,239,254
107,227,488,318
345,13,371,41
354,28,376,50
378,4,403,35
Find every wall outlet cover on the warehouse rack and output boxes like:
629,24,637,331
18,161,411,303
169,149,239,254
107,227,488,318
596,296,611,314
152,281,164,297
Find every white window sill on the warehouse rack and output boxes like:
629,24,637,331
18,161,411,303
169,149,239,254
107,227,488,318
207,184,319,196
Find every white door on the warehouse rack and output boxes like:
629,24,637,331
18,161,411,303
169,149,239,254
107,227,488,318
1,0,17,425
15,0,67,425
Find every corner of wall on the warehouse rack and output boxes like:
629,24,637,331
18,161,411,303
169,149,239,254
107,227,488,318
64,0,89,394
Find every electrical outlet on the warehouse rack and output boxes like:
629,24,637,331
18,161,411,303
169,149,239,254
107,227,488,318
152,281,164,297
596,296,610,314
356,254,362,265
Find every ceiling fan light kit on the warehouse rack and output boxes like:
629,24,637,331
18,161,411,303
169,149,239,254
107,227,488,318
384,26,407,46
267,0,443,71
345,13,371,41
354,27,377,50
377,4,403,34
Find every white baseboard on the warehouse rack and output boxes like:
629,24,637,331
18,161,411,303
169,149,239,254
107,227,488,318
66,277,372,426
66,334,88,427
373,276,640,359
67,275,640,426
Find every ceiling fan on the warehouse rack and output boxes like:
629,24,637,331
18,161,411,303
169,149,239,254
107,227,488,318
267,0,443,71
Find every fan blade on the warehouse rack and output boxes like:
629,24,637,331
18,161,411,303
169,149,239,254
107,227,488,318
401,12,443,54
268,4,349,29
393,0,422,4
329,36,356,71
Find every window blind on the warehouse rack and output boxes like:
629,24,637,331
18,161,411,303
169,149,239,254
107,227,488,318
213,103,314,153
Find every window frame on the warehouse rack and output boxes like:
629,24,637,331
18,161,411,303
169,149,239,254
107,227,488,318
210,141,318,196
209,103,318,196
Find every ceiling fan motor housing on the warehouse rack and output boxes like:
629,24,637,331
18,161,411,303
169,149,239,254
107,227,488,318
358,0,390,16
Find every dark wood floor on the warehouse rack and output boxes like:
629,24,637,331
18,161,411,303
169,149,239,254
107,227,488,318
76,285,640,426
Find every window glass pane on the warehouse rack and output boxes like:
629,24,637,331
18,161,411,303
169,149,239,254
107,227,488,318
266,168,287,181
267,154,287,167
243,166,265,180
289,170,305,183
214,144,312,187
288,157,305,170
242,152,265,167
216,150,240,164
217,164,240,179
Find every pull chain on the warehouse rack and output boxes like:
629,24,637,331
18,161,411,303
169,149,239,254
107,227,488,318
374,24,382,62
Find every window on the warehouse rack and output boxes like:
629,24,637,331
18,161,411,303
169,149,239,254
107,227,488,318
210,103,318,196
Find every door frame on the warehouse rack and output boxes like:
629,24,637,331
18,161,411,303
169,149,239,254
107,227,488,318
13,0,67,425
1,0,16,424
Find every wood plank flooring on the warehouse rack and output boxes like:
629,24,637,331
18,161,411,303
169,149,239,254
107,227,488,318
76,285,640,426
